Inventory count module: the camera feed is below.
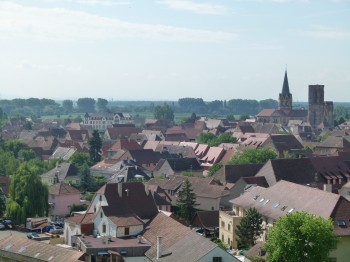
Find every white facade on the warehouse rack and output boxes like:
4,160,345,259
83,113,134,131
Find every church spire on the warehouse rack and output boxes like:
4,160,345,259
281,70,291,96
278,69,293,112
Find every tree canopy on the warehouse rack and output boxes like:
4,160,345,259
77,97,96,113
228,148,277,165
264,211,338,262
235,208,263,249
177,178,198,224
89,130,102,164
153,104,174,121
6,163,48,224
197,133,237,147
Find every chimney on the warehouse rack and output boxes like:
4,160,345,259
324,183,332,193
156,236,162,259
118,182,123,197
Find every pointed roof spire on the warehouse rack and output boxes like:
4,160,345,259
281,69,291,96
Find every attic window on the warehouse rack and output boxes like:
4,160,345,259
281,206,287,211
253,195,260,200
259,198,265,203
273,203,280,208
337,219,346,227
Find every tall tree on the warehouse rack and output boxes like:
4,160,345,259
88,130,102,164
77,97,96,113
96,98,108,112
264,211,338,262
228,148,277,165
6,163,48,224
235,208,263,249
176,178,198,224
79,163,97,192
62,99,74,113
153,104,174,121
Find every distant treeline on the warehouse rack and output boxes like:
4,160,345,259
0,97,349,119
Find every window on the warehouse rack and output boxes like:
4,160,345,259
124,227,130,235
273,203,279,208
259,198,265,203
99,195,102,201
281,206,287,211
102,224,106,234
221,221,225,227
100,212,103,218
228,224,231,231
221,235,224,242
288,208,294,213
337,219,346,227
213,257,222,262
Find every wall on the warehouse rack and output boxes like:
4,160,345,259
330,236,350,262
51,193,81,217
199,246,240,262
219,210,242,249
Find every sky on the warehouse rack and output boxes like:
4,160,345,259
0,0,349,102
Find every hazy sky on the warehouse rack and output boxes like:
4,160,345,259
1,0,349,102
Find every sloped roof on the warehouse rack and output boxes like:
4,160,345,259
318,136,350,149
143,212,192,259
49,182,81,195
200,147,224,164
165,158,202,172
256,109,276,117
108,139,142,152
225,164,264,184
0,235,84,262
191,210,219,228
105,127,141,140
262,134,304,154
127,149,161,166
231,180,340,220
98,182,159,220
41,163,79,181
50,146,77,161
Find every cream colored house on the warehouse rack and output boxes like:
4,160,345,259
228,180,350,262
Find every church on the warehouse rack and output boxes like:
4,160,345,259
256,71,333,128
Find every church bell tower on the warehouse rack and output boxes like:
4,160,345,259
278,70,293,113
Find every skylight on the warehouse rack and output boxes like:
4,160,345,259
273,203,280,208
17,247,26,254
263,199,270,205
288,208,294,213
259,198,265,203
281,206,287,211
5,244,13,251
337,219,346,227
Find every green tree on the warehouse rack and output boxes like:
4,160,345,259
96,98,108,112
228,148,277,165
79,163,97,192
264,211,338,262
208,163,223,177
77,97,96,113
6,163,48,224
235,208,263,249
70,152,90,169
62,99,74,113
0,187,6,218
88,130,102,164
176,179,198,224
153,104,174,121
